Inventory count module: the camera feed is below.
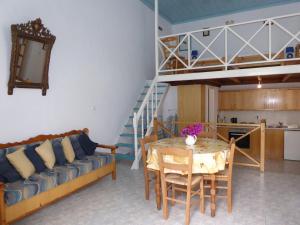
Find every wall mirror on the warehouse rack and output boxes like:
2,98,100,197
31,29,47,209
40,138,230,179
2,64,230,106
8,18,56,96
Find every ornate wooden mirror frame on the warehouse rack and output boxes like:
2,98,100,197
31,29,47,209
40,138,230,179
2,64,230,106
8,18,56,96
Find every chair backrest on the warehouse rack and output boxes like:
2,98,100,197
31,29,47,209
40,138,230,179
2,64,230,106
160,36,179,60
139,135,158,167
157,147,193,181
227,138,236,179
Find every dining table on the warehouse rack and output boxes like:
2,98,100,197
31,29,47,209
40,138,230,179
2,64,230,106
147,137,230,217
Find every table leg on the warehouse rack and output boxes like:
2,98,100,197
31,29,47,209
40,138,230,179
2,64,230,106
155,171,161,210
210,174,216,217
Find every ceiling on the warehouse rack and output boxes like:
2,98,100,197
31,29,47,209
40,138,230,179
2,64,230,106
141,0,300,24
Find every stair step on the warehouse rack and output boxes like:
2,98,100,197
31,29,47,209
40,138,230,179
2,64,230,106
120,133,142,138
117,143,137,148
137,100,160,103
128,115,150,119
133,107,156,111
141,92,164,96
125,124,142,128
144,84,168,88
116,153,135,161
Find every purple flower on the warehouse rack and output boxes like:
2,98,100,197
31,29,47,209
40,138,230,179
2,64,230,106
180,123,203,137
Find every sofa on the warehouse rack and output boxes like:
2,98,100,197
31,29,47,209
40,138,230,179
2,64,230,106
0,128,116,225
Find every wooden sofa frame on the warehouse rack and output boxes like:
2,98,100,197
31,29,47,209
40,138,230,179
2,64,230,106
0,128,117,225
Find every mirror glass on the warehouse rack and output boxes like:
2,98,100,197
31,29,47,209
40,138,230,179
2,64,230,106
16,38,47,83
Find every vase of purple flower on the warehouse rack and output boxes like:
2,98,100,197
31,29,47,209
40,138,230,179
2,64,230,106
180,123,203,146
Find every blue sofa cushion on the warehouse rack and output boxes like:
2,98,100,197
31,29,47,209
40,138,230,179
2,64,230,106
52,165,78,185
86,153,113,169
4,171,57,206
78,133,98,156
72,160,93,176
24,144,46,173
70,135,86,160
52,139,67,166
4,180,38,206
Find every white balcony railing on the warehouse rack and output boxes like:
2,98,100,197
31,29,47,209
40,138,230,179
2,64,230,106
158,12,300,74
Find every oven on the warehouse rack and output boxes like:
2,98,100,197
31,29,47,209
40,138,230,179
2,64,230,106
228,129,250,149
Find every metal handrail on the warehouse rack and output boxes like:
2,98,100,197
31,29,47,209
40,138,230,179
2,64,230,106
131,77,166,170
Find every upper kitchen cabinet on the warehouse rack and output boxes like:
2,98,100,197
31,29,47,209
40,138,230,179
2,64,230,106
178,84,206,124
263,89,284,110
242,90,265,110
219,89,264,110
218,91,236,110
284,89,300,110
219,88,300,111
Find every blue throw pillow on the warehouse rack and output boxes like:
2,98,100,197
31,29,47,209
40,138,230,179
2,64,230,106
70,136,86,160
24,144,46,173
0,157,22,183
52,139,67,166
78,133,98,156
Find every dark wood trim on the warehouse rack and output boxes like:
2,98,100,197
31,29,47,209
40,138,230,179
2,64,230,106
229,77,241,84
0,129,86,149
282,74,292,82
0,183,5,225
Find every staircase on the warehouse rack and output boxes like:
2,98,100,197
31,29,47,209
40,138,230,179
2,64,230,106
116,79,169,168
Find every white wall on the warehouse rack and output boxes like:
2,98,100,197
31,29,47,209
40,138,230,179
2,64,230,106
205,85,219,123
0,0,171,143
161,86,178,120
172,2,300,59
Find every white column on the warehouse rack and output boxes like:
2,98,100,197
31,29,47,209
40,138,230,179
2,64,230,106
155,0,159,78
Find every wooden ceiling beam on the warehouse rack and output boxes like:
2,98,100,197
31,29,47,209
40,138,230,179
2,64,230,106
282,74,292,82
207,80,222,87
228,77,241,84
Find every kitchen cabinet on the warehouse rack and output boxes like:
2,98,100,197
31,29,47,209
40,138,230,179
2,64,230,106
218,91,237,110
216,127,284,160
266,129,284,160
263,89,285,110
249,128,284,160
178,85,206,130
217,126,261,159
219,88,300,111
284,89,300,110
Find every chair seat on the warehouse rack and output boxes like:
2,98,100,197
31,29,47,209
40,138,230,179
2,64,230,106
165,173,202,186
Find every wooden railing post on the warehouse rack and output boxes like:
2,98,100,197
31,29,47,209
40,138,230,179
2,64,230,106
0,183,6,225
153,117,158,136
260,121,266,172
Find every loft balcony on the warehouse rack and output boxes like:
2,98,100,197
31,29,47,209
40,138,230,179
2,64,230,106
157,12,300,84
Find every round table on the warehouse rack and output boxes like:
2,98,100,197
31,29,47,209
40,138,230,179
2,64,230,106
147,137,229,174
146,137,230,217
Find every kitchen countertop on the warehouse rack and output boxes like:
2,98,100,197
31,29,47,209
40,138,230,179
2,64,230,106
266,127,300,131
217,124,300,131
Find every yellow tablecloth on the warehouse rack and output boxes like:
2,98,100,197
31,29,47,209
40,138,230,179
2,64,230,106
147,137,229,174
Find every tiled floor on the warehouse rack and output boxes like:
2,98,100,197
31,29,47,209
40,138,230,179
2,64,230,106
15,160,300,225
